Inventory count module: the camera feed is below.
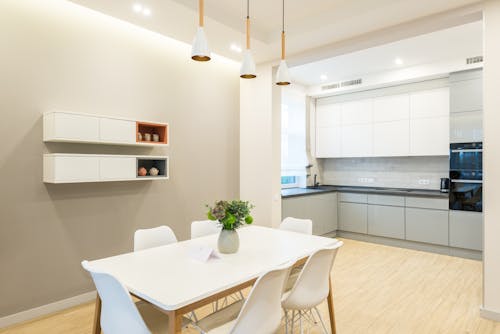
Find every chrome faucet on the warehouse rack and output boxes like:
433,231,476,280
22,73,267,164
313,174,320,188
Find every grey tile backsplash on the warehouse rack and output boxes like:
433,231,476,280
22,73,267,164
321,156,448,190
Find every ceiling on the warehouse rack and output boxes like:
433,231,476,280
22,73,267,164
290,21,483,86
69,0,481,63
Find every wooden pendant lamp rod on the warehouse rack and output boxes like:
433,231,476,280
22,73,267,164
199,0,204,27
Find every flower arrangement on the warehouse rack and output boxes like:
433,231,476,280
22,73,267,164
207,200,254,230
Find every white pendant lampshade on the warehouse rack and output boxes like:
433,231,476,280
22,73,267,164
240,49,256,78
276,59,291,86
240,0,256,79
276,0,291,85
191,0,211,62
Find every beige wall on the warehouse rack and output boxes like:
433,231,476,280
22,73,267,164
0,0,239,317
482,0,500,320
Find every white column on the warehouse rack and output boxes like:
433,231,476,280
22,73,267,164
482,0,500,322
240,63,282,228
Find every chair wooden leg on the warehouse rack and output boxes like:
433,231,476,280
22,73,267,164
327,279,337,334
92,295,102,334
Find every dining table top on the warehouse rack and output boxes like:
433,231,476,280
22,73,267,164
86,225,340,311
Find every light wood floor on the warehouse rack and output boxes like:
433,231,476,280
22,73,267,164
2,238,500,334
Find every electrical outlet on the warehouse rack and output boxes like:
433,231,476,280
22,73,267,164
418,179,430,185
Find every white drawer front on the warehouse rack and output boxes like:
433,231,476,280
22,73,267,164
100,118,136,144
54,156,99,182
100,157,136,180
405,197,448,210
368,194,405,206
53,113,99,142
339,192,368,203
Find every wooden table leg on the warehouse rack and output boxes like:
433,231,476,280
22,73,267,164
167,311,183,334
327,278,337,334
92,295,102,334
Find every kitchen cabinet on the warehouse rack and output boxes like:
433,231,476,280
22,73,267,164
373,94,409,122
281,193,338,235
405,208,449,246
338,202,368,234
409,116,449,156
373,120,410,157
316,126,341,158
316,103,342,127
410,88,450,119
368,205,405,239
341,99,372,125
43,112,100,143
100,156,136,181
99,118,136,144
449,211,483,251
341,124,372,157
450,70,483,113
450,111,483,143
405,197,448,210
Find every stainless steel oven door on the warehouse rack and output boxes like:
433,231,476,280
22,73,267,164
449,179,483,212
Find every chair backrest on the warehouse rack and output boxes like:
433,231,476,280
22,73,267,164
279,217,313,235
81,261,151,334
191,220,221,239
282,241,343,310
229,262,293,334
134,225,178,251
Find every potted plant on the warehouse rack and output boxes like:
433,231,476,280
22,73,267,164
207,200,254,254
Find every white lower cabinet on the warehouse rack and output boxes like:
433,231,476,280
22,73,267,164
405,208,449,246
449,211,483,251
338,202,367,233
44,154,168,183
368,205,405,239
282,193,337,235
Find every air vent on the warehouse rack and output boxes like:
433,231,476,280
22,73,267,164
322,78,362,91
466,56,483,64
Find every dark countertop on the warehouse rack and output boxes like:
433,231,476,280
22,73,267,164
281,185,449,199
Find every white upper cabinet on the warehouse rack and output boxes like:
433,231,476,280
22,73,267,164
410,116,449,156
99,118,136,144
450,78,483,113
316,103,342,127
341,99,372,125
373,120,410,157
316,127,341,158
44,112,100,143
373,94,409,122
341,124,372,157
410,87,450,119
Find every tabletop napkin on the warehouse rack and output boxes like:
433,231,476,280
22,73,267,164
189,245,221,263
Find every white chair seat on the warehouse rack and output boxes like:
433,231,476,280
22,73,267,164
195,300,243,333
136,302,191,334
206,320,237,334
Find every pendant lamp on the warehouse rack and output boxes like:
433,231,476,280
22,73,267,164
276,0,291,85
191,0,211,61
240,0,257,78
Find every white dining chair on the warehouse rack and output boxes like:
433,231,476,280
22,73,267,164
191,220,221,239
193,261,294,334
279,217,313,235
81,260,188,334
281,242,343,334
134,225,178,252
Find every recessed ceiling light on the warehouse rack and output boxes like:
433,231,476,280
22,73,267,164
230,43,242,53
394,58,404,65
133,3,143,13
142,7,152,16
320,74,328,81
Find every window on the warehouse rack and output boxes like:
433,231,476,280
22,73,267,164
281,85,308,188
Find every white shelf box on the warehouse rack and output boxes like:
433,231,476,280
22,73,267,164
43,111,169,147
43,154,168,184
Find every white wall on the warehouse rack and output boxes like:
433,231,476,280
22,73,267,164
481,0,500,321
240,64,282,228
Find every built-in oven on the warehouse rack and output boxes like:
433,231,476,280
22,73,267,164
449,142,483,212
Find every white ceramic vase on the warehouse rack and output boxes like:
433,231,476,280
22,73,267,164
217,229,239,254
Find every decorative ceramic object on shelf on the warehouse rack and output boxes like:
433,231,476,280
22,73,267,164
206,200,254,254
149,167,159,176
152,134,160,142
144,133,151,141
137,132,143,141
138,167,147,176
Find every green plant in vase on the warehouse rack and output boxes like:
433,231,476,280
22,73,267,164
207,200,254,253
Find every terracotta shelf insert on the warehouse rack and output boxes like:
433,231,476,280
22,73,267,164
136,122,168,145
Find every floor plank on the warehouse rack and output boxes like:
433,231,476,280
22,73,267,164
2,238,499,334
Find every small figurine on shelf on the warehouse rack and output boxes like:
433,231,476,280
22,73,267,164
152,134,160,142
138,167,147,176
149,167,159,176
137,132,143,141
144,133,152,141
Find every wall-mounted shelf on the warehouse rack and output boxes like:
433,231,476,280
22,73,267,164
43,111,169,147
43,154,169,184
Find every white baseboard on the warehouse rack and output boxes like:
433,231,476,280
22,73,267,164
0,291,96,329
480,306,500,322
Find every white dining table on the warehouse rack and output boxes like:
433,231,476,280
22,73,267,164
87,225,340,334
